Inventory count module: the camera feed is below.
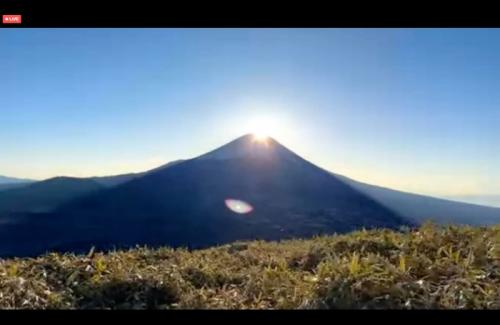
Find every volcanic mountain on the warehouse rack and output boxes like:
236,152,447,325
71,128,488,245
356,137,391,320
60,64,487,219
0,135,411,256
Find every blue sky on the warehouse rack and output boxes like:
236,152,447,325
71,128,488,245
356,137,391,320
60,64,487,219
1,28,499,198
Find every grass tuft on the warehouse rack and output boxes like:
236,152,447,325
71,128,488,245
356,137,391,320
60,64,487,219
0,223,498,309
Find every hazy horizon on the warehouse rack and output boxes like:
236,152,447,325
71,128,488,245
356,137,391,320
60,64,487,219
1,29,499,199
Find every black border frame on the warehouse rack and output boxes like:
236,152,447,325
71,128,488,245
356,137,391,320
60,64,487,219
1,1,500,27
0,309,497,321
0,0,499,320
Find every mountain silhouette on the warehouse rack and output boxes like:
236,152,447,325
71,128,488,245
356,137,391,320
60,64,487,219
0,134,411,257
0,160,186,218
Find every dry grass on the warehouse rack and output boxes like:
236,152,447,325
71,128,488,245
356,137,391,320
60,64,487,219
0,223,498,309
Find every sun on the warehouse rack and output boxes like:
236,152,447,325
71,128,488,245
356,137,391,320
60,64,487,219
229,113,292,144
246,116,276,142
252,130,269,142
253,134,268,142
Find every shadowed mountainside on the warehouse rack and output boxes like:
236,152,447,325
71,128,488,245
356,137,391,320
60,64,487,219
0,135,410,257
334,174,500,226
0,177,104,216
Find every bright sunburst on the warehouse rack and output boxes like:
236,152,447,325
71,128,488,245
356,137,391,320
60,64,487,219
252,132,269,142
225,111,295,145
246,116,278,142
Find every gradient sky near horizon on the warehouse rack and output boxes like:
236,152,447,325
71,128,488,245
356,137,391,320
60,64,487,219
1,28,499,198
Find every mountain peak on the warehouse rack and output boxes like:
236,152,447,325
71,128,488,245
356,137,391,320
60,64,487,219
196,133,295,162
234,133,278,144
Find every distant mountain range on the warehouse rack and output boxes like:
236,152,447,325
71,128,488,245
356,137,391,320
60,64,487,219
443,195,500,208
0,161,185,216
0,175,34,191
0,177,104,215
0,134,498,257
0,175,34,184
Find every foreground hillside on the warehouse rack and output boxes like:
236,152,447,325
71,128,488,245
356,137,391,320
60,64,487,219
0,224,498,309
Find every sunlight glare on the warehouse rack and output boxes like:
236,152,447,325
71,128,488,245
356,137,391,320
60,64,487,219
246,116,278,142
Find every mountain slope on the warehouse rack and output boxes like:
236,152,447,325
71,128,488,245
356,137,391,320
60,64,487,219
91,173,142,187
89,160,186,187
334,174,500,226
0,160,185,221
0,135,411,256
444,195,500,208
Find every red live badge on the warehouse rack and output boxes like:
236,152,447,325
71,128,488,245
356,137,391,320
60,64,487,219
3,15,22,24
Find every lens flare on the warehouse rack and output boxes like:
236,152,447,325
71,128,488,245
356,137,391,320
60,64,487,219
225,198,253,214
